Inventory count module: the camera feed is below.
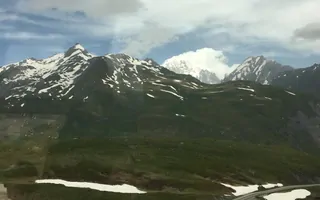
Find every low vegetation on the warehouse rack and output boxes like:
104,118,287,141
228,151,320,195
1,136,320,195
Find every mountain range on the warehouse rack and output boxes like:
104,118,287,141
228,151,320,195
1,44,320,191
0,43,319,149
163,53,319,99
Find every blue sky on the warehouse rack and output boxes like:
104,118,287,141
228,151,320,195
0,0,320,69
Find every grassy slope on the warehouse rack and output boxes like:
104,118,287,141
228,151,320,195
55,81,320,153
1,136,320,195
1,80,319,152
0,81,320,197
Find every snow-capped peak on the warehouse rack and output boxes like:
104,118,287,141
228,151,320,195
233,56,267,74
65,43,86,52
162,48,236,84
224,56,293,84
0,43,96,100
64,43,94,58
73,43,85,51
0,44,170,101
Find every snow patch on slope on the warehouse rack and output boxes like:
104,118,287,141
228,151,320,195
221,182,283,196
237,87,255,92
35,179,146,194
101,54,163,92
263,189,310,200
285,90,296,96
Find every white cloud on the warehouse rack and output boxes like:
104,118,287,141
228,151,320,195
0,11,42,25
10,0,320,56
162,48,235,79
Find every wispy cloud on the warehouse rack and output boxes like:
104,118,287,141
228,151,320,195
119,23,180,57
0,11,39,24
0,32,64,40
15,0,144,18
294,22,320,41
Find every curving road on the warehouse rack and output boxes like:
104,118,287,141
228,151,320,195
233,184,320,200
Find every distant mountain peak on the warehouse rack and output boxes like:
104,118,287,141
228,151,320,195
162,48,235,84
224,56,293,85
64,43,89,57
245,55,264,61
72,43,85,51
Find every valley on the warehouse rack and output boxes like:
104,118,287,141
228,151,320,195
0,44,320,199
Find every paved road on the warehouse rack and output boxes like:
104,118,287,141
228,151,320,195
233,184,320,200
